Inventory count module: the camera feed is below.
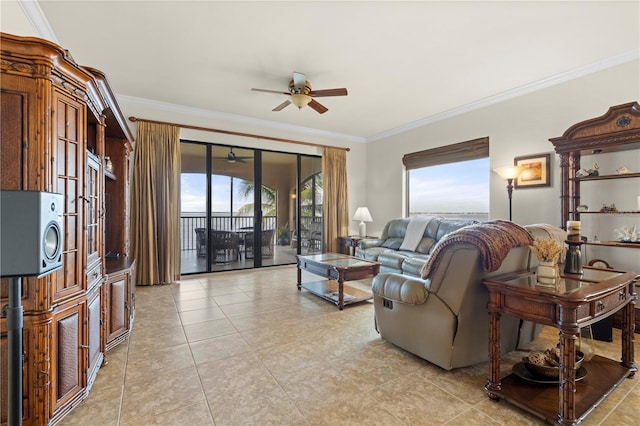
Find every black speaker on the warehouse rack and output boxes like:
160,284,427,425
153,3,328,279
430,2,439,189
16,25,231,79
1,190,64,278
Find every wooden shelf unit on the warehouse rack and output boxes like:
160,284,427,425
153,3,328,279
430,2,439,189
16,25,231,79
0,33,135,426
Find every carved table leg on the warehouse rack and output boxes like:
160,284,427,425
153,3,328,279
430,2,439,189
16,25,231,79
621,283,637,377
338,274,344,310
485,310,502,400
558,327,578,425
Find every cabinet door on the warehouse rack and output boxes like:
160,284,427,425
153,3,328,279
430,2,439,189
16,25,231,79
105,272,129,347
86,152,102,273
51,91,85,302
51,299,85,413
86,285,103,390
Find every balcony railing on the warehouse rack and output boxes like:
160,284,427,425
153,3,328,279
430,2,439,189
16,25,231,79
180,214,320,251
180,214,278,251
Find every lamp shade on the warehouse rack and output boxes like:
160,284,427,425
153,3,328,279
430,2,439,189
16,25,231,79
290,93,312,109
353,207,373,222
493,166,524,180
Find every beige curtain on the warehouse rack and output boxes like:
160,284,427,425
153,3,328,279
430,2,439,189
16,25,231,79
130,121,181,285
322,147,349,253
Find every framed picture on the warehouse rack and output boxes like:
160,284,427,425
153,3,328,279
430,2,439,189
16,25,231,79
514,153,551,188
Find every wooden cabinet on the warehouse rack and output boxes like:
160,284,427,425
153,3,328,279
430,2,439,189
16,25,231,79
0,33,134,425
550,102,640,331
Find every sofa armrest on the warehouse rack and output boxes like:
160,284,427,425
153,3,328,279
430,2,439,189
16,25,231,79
372,273,429,305
358,238,385,249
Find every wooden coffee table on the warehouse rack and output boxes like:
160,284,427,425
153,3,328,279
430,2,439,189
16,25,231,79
483,266,637,425
296,253,380,310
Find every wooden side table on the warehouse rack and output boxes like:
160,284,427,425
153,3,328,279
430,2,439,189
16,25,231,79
483,266,637,425
337,235,375,256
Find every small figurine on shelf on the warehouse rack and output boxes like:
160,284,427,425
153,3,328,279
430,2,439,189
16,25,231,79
105,156,113,173
599,203,618,213
615,166,632,174
576,163,600,178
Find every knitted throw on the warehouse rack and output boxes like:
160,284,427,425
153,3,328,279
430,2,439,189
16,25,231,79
421,220,533,279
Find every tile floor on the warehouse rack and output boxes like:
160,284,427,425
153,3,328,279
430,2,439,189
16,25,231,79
60,266,639,425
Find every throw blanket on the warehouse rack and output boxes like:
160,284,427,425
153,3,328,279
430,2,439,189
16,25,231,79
400,216,432,251
421,220,533,279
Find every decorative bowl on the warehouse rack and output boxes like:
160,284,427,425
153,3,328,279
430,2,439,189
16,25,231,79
523,350,584,378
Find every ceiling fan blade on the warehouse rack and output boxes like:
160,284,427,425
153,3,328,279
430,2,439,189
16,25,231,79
272,100,291,111
292,72,306,90
308,99,328,114
252,88,290,95
309,88,348,97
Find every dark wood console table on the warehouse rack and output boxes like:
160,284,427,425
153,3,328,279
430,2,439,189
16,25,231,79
483,266,637,425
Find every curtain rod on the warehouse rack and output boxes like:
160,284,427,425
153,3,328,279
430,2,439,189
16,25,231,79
128,116,350,152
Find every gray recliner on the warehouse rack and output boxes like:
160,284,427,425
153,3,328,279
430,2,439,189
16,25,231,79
371,223,565,370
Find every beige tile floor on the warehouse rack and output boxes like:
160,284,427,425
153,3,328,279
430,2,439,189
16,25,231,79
60,266,639,425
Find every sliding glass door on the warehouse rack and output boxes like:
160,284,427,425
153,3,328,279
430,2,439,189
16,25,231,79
180,141,321,275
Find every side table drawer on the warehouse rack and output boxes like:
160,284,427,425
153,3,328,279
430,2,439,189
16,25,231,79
591,289,629,317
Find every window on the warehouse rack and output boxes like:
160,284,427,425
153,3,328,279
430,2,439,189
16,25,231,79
405,138,489,221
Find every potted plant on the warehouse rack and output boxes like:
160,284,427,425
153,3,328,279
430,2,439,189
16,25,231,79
277,223,290,245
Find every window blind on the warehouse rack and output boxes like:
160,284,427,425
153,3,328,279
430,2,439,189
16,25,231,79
402,137,489,170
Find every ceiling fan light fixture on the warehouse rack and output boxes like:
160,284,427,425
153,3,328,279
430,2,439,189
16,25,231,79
227,151,237,163
290,93,312,109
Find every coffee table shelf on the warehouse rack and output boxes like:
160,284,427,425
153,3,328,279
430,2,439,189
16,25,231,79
300,280,372,307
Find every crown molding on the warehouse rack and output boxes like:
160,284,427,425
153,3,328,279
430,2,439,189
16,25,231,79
367,49,640,143
117,95,366,144
17,0,58,43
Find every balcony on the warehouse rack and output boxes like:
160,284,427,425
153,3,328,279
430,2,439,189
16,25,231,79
180,214,320,274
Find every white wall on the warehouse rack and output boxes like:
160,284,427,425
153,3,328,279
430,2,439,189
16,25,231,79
365,60,639,271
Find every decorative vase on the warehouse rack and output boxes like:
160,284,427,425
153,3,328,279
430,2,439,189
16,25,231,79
536,261,558,286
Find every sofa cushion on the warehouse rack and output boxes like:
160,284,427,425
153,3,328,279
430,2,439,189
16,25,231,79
355,246,388,261
435,219,477,242
372,274,429,305
377,251,411,270
381,238,403,250
401,255,429,277
415,237,436,254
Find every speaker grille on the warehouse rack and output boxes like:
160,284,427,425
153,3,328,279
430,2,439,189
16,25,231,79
44,222,61,260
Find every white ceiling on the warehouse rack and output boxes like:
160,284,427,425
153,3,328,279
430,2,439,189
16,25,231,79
4,1,640,142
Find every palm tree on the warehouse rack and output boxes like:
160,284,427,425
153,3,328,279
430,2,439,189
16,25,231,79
235,180,277,227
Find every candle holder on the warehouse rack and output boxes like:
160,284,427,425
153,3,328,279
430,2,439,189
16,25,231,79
564,240,583,275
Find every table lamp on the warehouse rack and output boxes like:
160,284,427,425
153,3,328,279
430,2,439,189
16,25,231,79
353,207,373,237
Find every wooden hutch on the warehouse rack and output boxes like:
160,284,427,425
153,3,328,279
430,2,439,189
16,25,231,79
550,101,640,331
0,33,135,424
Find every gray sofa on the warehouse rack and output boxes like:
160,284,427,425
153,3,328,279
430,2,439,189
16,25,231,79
369,221,566,370
355,216,477,277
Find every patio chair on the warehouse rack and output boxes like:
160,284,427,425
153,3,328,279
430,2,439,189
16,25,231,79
244,229,275,259
194,228,207,257
211,230,241,263
305,221,323,253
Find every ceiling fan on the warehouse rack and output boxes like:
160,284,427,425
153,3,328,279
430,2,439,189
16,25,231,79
214,148,253,164
251,72,348,114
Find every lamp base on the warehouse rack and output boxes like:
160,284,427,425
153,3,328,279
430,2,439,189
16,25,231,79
358,221,366,238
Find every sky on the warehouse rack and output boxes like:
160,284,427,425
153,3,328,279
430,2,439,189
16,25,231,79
181,174,251,214
408,158,489,214
182,157,490,215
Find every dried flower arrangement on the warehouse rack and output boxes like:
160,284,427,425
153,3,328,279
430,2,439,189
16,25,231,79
530,238,563,263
